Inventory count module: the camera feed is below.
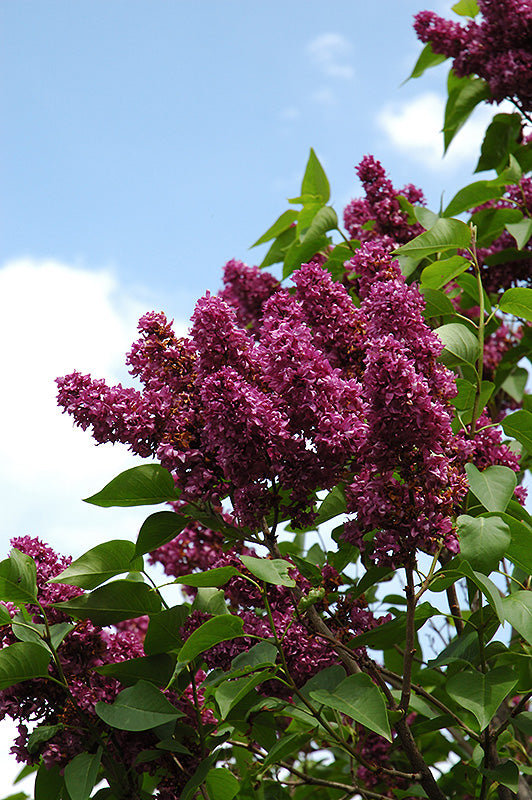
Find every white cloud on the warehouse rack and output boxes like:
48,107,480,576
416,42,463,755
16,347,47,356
376,92,515,171
0,258,187,556
0,257,191,790
311,87,337,107
306,33,354,80
279,106,301,121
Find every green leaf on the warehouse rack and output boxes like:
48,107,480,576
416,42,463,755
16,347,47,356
393,217,472,259
34,763,63,800
420,255,470,289
192,587,230,616
472,207,523,247
301,148,330,203
0,641,51,689
262,733,313,768
177,615,244,663
349,603,438,649
0,550,38,605
310,673,391,741
506,218,532,250
479,760,520,794
251,210,299,248
496,512,532,573
301,206,338,242
452,0,479,14
501,367,529,403
502,591,532,643
446,667,517,730
135,511,188,556
429,630,479,668
435,322,478,366
353,567,394,599
406,42,448,80
282,233,330,279
499,287,532,322
26,724,62,754
205,768,240,800
451,379,494,424
174,567,240,588
465,463,517,513
414,206,439,230
240,556,295,587
54,580,162,626
50,540,143,590
215,670,271,717
64,750,102,800
420,287,455,318
143,605,190,655
444,181,505,217
501,410,532,454
444,72,490,153
84,464,178,507
96,653,175,687
457,514,511,574
180,754,218,800
431,563,504,621
315,485,347,525
260,225,297,269
95,680,183,731
0,604,11,624
230,641,277,672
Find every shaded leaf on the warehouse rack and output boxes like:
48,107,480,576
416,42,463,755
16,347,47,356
501,409,532,453
420,255,470,289
502,591,532,643
457,514,511,574
444,72,490,152
435,322,478,366
499,287,532,321
96,680,183,731
177,615,244,663
0,550,38,605
446,667,517,730
205,768,240,800
311,673,391,741
465,463,516,513
421,287,455,317
135,511,188,556
506,218,532,250
0,642,51,689
174,566,240,588
240,556,296,587
96,653,175,687
54,580,162,626
50,540,143,590
143,605,190,656
64,750,101,800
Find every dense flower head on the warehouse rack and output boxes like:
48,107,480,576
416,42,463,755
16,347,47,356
342,246,466,565
219,258,280,331
343,156,425,250
414,1,532,110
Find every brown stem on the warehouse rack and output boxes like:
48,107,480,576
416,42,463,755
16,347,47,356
400,563,416,712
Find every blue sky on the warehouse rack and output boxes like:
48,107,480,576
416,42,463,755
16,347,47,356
0,0,511,788
2,0,492,317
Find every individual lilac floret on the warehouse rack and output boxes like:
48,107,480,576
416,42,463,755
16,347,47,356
219,258,281,332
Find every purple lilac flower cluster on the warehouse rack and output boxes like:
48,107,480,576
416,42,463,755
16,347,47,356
343,244,468,565
414,0,532,111
343,155,426,251
58,262,368,531
0,537,211,798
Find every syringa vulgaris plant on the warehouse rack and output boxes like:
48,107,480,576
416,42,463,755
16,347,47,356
3,2,532,799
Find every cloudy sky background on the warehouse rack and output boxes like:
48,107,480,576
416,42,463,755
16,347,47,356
0,0,519,791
